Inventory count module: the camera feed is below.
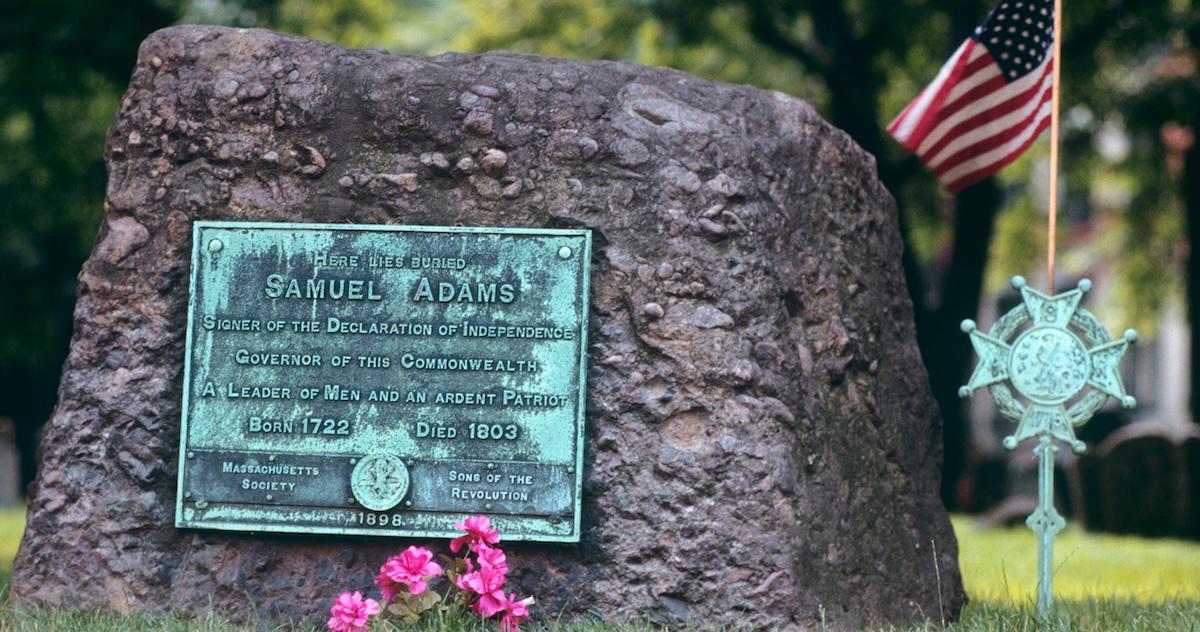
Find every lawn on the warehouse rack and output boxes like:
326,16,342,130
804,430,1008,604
953,516,1200,603
0,509,1196,630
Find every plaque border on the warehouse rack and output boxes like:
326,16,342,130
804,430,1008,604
175,221,591,543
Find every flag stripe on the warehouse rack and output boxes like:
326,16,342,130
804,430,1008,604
928,76,1053,177
895,42,974,145
900,56,1003,151
888,40,974,145
960,40,991,70
940,101,1053,189
888,91,926,140
933,91,1053,179
941,63,1003,109
945,115,1051,192
946,46,1001,99
918,54,1052,155
922,59,1055,167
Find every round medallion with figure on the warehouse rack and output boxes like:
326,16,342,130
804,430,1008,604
1009,326,1089,404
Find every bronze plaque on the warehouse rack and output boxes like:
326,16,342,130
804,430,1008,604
176,221,591,542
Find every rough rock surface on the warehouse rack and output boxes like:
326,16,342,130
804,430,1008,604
13,26,963,630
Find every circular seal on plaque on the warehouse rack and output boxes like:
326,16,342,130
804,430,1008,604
351,454,410,511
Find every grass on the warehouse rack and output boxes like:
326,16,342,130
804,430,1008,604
0,509,1196,630
952,515,1200,602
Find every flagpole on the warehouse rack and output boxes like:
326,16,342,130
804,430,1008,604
1047,0,1064,294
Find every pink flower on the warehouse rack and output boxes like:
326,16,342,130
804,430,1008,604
475,590,508,618
458,559,507,616
327,591,380,632
375,546,443,601
476,543,509,575
450,515,501,553
455,557,477,594
498,594,534,632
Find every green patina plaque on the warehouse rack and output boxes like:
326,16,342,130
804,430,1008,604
175,221,591,542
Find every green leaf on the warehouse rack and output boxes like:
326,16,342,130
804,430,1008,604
416,590,441,611
386,601,420,625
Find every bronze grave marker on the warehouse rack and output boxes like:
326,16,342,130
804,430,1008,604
176,221,591,542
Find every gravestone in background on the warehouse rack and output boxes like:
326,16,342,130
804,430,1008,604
12,26,964,630
1096,432,1177,537
1074,423,1200,540
1185,436,1200,539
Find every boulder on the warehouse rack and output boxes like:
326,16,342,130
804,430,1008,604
12,26,963,629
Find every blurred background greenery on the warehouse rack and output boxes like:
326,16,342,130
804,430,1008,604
1,0,1197,517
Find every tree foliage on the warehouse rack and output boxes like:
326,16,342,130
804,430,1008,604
0,0,1195,498
446,0,1200,502
0,0,183,485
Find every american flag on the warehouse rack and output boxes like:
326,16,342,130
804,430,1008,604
888,0,1055,193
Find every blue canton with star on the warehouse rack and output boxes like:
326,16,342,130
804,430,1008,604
975,0,1055,81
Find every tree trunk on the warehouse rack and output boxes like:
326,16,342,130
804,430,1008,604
0,369,54,493
1186,107,1200,425
920,178,1002,508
